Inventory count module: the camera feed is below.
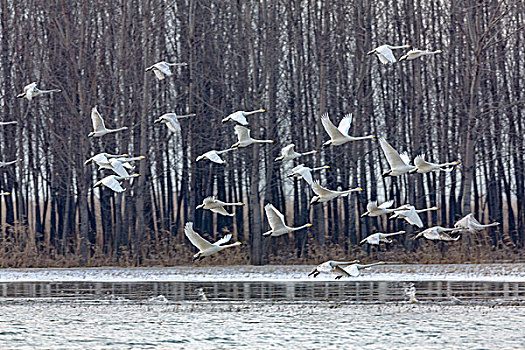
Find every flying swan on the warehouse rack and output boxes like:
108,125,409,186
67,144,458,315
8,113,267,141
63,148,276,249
263,203,312,237
88,106,128,137
184,222,241,261
196,196,244,216
321,113,375,147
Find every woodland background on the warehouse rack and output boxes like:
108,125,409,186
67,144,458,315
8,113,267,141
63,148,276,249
0,0,523,267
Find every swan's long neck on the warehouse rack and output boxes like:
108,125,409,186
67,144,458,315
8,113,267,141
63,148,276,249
350,135,375,140
177,113,196,119
416,207,438,213
359,262,385,268
219,242,242,249
312,165,330,172
0,121,17,125
217,148,236,155
389,45,410,49
290,223,312,231
109,127,129,133
342,187,363,195
245,109,265,115
439,161,459,168
255,139,274,144
223,202,244,207
385,230,405,237
300,150,317,156
116,174,139,181
471,221,499,228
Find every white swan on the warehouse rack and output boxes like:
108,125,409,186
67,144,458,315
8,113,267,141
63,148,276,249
231,125,273,148
360,231,406,245
85,153,130,167
310,181,363,205
145,61,187,80
308,260,361,279
196,196,244,216
154,113,195,133
410,154,460,174
390,205,439,228
17,82,61,101
321,113,375,147
361,200,409,217
275,144,317,162
287,164,330,186
379,137,416,176
344,262,387,277
184,222,241,261
263,203,312,237
367,44,411,64
0,121,17,126
88,106,128,137
196,148,237,164
399,49,443,61
413,226,459,241
93,174,139,193
116,155,146,171
222,109,265,125
0,159,19,167
454,213,500,233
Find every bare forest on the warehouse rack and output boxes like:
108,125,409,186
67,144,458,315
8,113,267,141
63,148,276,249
0,0,524,267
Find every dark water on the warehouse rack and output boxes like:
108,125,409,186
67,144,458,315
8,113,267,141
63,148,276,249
1,280,524,303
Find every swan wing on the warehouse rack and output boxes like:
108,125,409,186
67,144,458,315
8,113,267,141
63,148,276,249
297,167,313,185
230,112,248,125
333,265,351,277
91,106,106,132
264,203,286,230
321,113,345,139
203,196,216,205
234,125,251,142
211,207,234,216
345,265,361,277
281,144,295,157
109,159,130,177
379,138,407,168
161,114,182,132
403,208,424,228
101,176,125,192
337,114,352,136
366,201,379,212
454,214,471,229
184,222,213,250
155,62,172,76
153,69,166,80
376,46,397,63
205,151,224,164
214,233,232,246
311,181,331,196
378,200,394,209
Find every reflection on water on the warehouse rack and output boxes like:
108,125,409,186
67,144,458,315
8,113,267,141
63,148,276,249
1,280,524,303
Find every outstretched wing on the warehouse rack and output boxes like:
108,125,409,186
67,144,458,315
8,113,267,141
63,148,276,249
162,114,182,132
281,144,295,157
264,203,286,230
366,201,379,212
205,151,225,164
211,207,234,216
101,176,125,193
184,222,213,250
378,200,394,209
402,208,424,228
155,62,172,76
234,125,251,142
337,114,353,136
214,233,232,246
379,138,408,168
296,167,314,185
91,106,106,132
333,265,351,277
376,46,397,63
311,181,331,196
321,113,345,139
109,159,130,177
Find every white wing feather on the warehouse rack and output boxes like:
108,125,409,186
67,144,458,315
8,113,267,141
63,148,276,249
184,222,214,250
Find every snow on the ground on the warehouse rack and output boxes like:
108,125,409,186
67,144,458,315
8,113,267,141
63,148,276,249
0,263,524,282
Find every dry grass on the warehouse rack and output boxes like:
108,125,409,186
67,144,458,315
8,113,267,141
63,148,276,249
0,224,522,268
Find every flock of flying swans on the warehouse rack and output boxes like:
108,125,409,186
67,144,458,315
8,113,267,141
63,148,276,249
2,48,500,279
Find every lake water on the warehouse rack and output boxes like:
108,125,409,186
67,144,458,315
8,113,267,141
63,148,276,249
0,264,524,349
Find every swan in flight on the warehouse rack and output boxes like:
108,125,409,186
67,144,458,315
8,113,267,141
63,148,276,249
154,113,195,133
379,138,416,176
321,113,375,147
231,125,273,148
222,109,265,125
310,181,363,205
146,61,187,80
85,153,130,167
410,154,460,174
360,231,406,245
17,82,61,101
308,260,360,279
0,159,19,167
390,205,439,228
263,203,312,237
399,49,443,61
88,106,128,137
184,222,241,261
0,192,10,196
361,200,409,217
196,196,244,216
0,121,17,126
196,148,237,164
93,174,139,193
413,226,459,241
287,164,330,186
367,44,411,64
453,213,500,233
275,144,317,162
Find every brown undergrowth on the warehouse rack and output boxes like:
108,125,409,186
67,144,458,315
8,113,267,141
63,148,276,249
0,224,523,268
